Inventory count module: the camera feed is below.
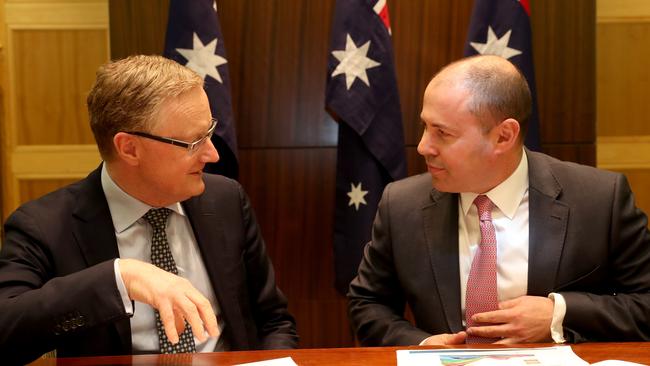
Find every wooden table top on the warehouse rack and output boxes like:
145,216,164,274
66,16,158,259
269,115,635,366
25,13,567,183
28,342,650,365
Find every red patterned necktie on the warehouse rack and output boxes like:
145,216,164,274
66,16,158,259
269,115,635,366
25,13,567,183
465,195,500,344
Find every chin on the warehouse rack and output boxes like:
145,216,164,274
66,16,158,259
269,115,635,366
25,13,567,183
191,181,206,196
431,181,458,194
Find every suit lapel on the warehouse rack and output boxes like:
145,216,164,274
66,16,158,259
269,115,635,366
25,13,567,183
183,196,248,349
526,150,569,296
422,190,464,333
70,165,132,353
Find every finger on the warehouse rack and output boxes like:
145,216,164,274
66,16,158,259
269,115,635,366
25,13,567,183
445,331,467,345
422,333,457,345
175,295,208,343
158,302,180,344
472,309,510,324
186,290,219,337
494,337,516,345
467,324,507,339
174,308,186,334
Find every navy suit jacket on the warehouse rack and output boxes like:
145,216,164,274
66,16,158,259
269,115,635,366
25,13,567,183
0,166,297,364
349,150,650,345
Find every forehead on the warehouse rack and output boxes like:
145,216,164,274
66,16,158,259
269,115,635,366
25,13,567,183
152,87,211,133
421,79,470,118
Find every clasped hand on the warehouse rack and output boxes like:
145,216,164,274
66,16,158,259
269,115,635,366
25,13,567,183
119,258,220,344
421,295,554,345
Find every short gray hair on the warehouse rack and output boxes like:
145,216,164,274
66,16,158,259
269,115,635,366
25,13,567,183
87,55,203,160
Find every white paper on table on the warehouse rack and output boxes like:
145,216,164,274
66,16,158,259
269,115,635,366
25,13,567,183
234,356,298,366
396,346,590,366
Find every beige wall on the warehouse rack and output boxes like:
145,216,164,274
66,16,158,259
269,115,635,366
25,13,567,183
597,0,650,220
0,0,108,222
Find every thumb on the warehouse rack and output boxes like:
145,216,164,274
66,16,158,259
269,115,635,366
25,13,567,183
444,331,467,345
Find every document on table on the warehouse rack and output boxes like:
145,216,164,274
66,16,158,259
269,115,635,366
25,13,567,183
397,346,590,366
234,356,297,366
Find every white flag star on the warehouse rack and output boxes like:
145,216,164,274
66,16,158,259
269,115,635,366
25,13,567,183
470,26,522,60
347,182,369,211
331,34,381,90
176,32,228,83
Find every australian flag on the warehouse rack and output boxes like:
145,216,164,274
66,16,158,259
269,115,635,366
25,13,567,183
464,0,540,151
164,0,239,179
326,0,407,295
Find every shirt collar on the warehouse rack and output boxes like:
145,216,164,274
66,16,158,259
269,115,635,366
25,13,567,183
100,164,186,233
460,149,529,219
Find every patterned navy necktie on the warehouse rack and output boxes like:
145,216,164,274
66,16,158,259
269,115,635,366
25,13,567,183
143,208,197,354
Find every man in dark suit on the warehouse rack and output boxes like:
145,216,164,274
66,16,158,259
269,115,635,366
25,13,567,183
0,55,297,364
348,55,650,346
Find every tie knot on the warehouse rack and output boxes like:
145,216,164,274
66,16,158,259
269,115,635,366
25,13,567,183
143,208,171,230
473,195,494,221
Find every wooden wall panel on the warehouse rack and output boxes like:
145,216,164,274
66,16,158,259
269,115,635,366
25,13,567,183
597,22,650,137
108,0,595,349
596,0,650,228
238,148,353,347
2,1,109,218
233,1,337,148
391,0,473,145
533,0,596,158
19,178,77,203
14,29,105,145
109,0,169,57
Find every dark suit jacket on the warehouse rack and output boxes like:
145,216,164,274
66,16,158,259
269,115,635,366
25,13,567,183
348,150,650,345
0,166,298,364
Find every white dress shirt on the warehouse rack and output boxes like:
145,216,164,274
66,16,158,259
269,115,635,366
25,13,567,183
101,165,226,352
457,150,566,343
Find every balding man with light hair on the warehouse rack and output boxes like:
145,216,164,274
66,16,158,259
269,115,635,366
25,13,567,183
0,55,297,364
348,55,650,346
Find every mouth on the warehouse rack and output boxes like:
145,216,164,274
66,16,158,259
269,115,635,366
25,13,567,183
426,164,445,174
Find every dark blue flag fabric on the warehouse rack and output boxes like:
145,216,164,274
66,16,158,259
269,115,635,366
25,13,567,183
464,0,540,151
164,0,239,179
326,0,407,295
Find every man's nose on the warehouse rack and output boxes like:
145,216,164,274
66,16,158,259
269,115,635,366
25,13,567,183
417,133,438,157
200,138,220,163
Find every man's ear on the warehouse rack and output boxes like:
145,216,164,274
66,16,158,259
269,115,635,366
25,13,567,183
493,118,521,154
113,132,140,166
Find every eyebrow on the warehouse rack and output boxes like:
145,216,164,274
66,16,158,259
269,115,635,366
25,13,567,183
421,118,448,129
179,120,214,141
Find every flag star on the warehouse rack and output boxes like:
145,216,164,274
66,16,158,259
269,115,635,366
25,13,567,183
347,182,369,211
470,26,522,60
176,32,228,83
331,34,381,90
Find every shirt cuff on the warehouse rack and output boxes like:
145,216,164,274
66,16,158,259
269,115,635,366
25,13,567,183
548,292,567,343
114,259,134,315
